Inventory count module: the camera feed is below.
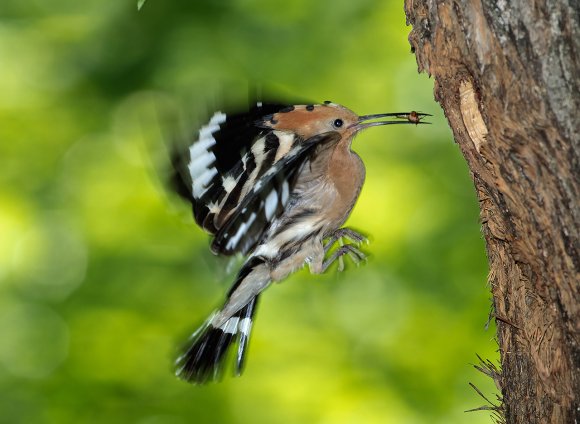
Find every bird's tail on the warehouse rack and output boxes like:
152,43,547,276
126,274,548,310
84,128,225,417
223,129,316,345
175,257,268,383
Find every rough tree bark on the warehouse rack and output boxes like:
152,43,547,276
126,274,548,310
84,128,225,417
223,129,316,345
404,0,579,423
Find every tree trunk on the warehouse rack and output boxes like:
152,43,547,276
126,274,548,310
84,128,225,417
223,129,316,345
403,1,579,422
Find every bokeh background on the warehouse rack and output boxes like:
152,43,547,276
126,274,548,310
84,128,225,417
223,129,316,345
0,0,498,423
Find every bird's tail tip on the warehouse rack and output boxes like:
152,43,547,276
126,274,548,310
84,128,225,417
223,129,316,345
175,297,258,384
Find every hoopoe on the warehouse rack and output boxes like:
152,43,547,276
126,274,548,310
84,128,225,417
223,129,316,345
170,101,429,383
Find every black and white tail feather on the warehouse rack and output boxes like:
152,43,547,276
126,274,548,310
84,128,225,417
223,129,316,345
175,255,266,383
174,296,259,382
175,291,260,383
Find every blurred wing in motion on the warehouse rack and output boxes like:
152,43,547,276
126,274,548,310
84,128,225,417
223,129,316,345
170,102,325,256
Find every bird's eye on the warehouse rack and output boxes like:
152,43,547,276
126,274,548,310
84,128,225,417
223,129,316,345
333,119,343,128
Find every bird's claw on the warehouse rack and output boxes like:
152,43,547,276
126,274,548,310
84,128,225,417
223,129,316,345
324,228,368,251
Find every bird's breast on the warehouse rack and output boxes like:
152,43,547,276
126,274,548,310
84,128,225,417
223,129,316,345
325,149,366,225
291,147,365,232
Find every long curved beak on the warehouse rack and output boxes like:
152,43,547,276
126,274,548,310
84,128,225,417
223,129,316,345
352,111,432,131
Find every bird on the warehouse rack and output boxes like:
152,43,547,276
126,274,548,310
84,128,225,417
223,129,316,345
169,100,430,383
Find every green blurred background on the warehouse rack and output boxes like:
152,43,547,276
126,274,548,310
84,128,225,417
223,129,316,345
0,0,498,423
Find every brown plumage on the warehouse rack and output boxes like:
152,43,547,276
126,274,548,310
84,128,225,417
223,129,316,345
173,101,430,383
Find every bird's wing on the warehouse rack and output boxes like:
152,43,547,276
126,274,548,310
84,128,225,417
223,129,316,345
210,132,340,255
171,102,337,255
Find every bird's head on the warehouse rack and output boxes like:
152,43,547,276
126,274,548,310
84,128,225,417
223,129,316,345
256,101,430,142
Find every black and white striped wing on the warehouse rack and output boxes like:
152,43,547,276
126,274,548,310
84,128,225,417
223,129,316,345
171,103,285,229
173,103,317,255
210,133,337,255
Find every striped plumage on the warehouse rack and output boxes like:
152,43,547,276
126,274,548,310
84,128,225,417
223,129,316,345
172,101,429,383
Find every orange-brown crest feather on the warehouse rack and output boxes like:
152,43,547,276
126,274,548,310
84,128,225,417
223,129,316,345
260,103,359,140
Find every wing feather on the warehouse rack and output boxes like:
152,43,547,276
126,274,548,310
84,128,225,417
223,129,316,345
171,102,337,256
210,132,340,255
171,103,288,235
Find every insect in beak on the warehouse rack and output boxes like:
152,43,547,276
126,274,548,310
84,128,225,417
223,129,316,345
352,111,432,131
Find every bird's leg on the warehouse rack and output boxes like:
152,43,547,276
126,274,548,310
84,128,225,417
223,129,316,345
337,237,345,272
321,244,367,273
